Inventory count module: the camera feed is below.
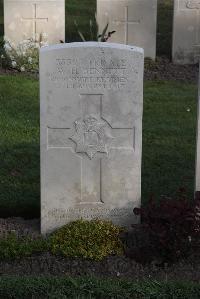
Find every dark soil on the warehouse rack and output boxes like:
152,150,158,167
0,217,200,282
144,57,199,83
0,57,199,83
0,67,19,75
0,67,39,79
0,217,40,239
1,252,200,282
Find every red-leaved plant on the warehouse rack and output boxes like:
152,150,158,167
123,189,200,264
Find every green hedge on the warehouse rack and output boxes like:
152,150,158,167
0,276,200,299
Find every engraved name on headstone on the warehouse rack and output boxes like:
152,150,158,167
4,0,65,46
97,0,157,59
173,0,200,64
40,42,144,234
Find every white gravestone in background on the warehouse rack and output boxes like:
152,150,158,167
97,0,157,59
4,0,65,46
173,0,200,64
40,42,144,234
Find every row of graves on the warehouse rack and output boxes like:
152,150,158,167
2,0,200,63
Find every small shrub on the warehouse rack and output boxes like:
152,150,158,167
75,17,116,42
50,219,124,261
1,32,51,72
3,38,40,72
123,189,200,264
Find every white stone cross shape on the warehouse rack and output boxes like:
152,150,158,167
21,3,48,41
180,0,200,46
112,6,140,44
47,94,135,205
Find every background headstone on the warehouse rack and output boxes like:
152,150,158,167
97,0,157,59
40,42,144,234
173,0,200,64
4,0,65,46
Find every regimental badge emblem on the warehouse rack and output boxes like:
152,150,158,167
70,115,109,159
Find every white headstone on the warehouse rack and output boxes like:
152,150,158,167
173,0,200,64
97,0,157,59
40,42,144,234
4,0,65,46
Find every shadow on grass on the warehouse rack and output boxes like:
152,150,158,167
0,142,40,218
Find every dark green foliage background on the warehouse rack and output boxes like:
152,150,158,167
0,0,173,57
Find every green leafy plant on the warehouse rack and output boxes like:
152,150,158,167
50,219,124,261
74,14,116,42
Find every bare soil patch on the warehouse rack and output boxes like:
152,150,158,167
0,253,200,282
144,57,199,83
0,217,40,239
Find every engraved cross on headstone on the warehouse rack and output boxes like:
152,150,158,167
21,3,48,41
47,94,135,205
112,6,140,44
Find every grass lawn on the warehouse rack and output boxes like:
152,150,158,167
0,276,200,299
0,75,197,218
142,81,197,203
0,0,173,57
0,75,39,218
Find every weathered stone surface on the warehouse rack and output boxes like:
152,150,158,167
97,0,157,59
40,42,144,234
4,0,65,46
173,0,200,64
